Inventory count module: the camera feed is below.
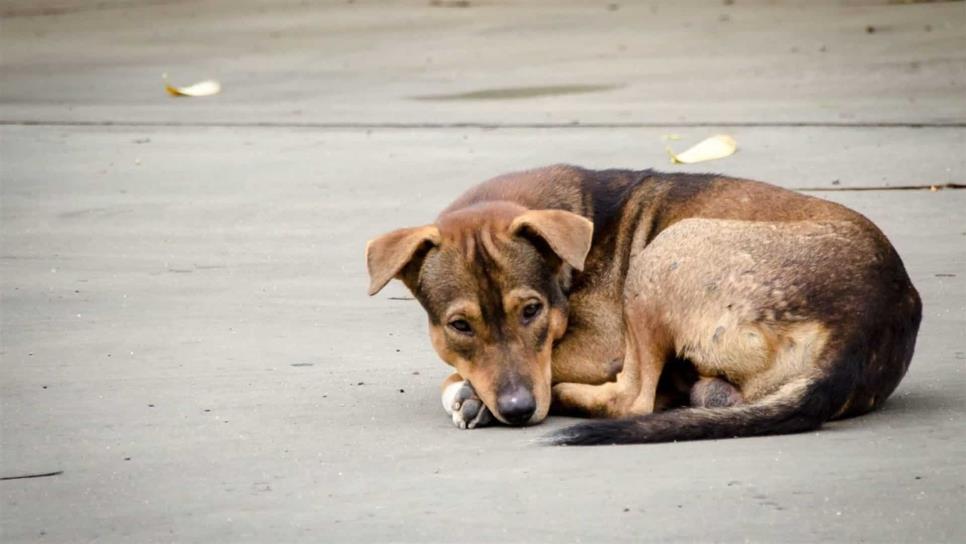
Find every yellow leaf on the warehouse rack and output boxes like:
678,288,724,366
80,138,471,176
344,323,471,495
668,134,737,164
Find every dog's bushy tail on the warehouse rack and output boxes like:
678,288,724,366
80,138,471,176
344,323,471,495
547,343,861,446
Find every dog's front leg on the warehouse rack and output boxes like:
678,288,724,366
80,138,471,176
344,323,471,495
552,312,669,418
441,373,493,429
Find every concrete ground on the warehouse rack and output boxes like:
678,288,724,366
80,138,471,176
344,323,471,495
1,1,964,542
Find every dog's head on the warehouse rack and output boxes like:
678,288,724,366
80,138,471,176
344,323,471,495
366,201,593,425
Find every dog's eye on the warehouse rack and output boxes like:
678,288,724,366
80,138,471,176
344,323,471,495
522,302,543,322
448,319,473,334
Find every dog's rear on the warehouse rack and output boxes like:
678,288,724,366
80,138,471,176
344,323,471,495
549,208,922,446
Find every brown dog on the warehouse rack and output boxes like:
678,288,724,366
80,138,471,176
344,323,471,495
366,165,921,445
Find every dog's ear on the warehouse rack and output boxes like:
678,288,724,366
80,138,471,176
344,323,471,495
510,210,594,271
365,225,440,295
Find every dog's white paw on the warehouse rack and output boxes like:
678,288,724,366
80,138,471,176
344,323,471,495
442,380,493,430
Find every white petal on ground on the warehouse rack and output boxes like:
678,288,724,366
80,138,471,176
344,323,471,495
165,79,221,97
668,134,737,164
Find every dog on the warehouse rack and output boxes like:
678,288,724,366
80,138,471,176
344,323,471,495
365,165,921,445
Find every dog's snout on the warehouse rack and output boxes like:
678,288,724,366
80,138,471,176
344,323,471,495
496,385,536,425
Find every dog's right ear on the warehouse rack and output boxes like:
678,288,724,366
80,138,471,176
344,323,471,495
510,210,593,272
365,225,440,296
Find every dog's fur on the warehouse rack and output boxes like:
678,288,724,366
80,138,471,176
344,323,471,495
366,165,921,445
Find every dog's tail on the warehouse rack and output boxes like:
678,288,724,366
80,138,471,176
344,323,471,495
547,343,861,446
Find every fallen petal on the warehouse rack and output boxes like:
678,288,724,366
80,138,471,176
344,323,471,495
165,79,221,97
668,134,737,164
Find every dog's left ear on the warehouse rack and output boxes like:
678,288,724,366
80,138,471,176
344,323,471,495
510,210,594,271
366,225,441,295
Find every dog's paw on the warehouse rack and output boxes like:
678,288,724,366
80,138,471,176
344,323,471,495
442,380,493,430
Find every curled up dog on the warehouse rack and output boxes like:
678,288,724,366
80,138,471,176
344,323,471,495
365,165,921,445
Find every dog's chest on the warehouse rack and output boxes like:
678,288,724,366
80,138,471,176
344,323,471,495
551,290,625,383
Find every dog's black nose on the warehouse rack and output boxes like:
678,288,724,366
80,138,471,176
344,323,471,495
496,385,536,425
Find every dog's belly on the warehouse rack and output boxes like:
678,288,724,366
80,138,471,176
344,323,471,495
624,217,881,400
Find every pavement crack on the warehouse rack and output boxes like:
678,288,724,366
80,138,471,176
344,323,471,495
0,470,64,481
797,183,965,192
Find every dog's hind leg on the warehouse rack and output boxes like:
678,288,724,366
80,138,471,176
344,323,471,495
551,380,624,417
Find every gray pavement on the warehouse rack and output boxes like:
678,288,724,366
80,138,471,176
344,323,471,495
2,1,965,543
